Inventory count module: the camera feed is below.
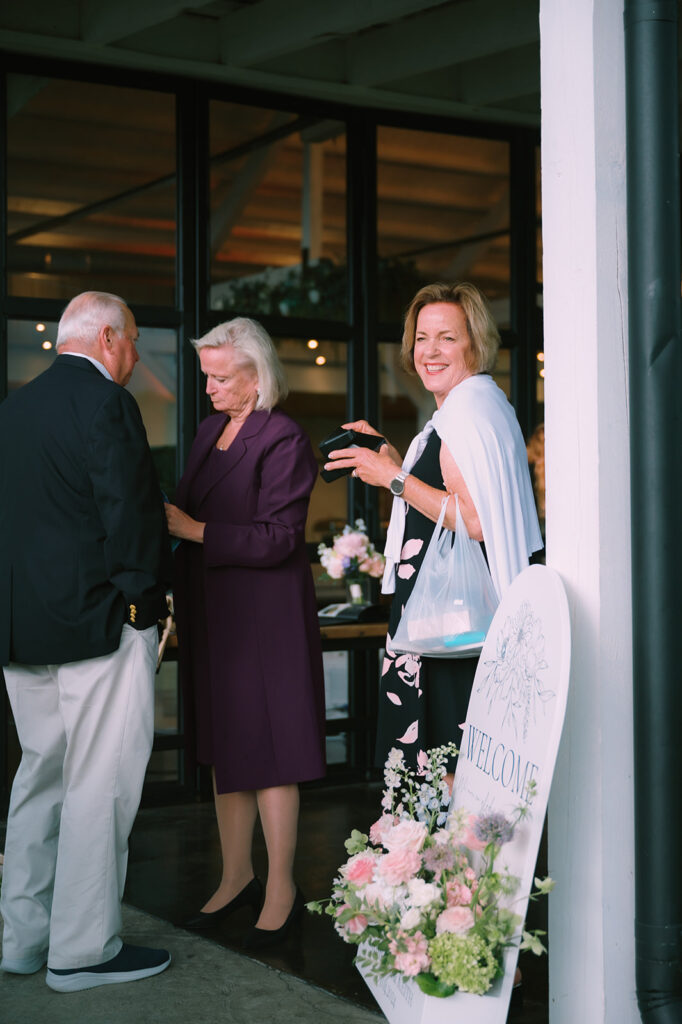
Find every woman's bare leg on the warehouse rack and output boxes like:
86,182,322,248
201,773,259,913
254,783,299,930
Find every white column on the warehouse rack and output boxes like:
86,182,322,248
540,1,636,1021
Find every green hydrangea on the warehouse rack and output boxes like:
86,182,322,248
428,932,499,995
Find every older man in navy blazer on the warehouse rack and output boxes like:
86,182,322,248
0,291,172,991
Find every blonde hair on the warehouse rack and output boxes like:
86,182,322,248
191,317,288,411
400,281,500,375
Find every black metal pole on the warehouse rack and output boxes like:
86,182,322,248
625,1,682,1020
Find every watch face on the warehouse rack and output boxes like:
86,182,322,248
390,476,405,496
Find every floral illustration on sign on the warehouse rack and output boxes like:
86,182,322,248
477,601,554,740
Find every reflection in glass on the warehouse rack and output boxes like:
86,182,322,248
6,75,176,305
377,127,511,325
275,336,348,547
209,101,347,320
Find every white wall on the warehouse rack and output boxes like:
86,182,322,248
540,1,636,1021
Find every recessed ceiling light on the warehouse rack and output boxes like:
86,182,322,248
42,340,53,350
307,339,319,349
36,323,46,332
315,355,326,366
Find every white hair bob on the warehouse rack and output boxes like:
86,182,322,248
191,317,288,411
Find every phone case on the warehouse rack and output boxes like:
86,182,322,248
319,428,386,482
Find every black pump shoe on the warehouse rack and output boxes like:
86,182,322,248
242,887,304,950
183,876,263,931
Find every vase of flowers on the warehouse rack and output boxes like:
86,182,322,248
317,519,385,604
307,744,552,1003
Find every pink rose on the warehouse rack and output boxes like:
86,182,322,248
370,555,385,578
389,930,430,977
383,819,428,854
369,814,396,847
346,913,368,935
335,533,367,559
343,852,376,887
324,554,345,579
436,906,475,935
446,881,473,906
378,848,422,886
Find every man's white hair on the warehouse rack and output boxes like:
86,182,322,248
56,291,129,351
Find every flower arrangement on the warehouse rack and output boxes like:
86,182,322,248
308,744,553,999
317,519,385,583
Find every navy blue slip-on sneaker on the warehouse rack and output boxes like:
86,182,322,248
1,949,48,974
46,943,171,992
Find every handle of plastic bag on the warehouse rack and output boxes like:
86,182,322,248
437,492,471,542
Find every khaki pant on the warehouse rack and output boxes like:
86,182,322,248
1,624,156,970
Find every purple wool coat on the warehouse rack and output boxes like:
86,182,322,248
173,408,326,793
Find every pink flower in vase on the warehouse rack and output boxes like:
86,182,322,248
334,533,368,559
369,814,396,847
389,930,431,976
383,819,428,854
446,880,473,906
436,906,475,935
377,848,422,886
342,852,377,887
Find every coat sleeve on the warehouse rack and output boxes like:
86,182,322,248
87,387,172,620
203,428,317,569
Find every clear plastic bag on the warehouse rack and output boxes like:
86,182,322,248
392,495,499,658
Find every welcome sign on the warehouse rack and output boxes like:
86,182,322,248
359,565,571,1023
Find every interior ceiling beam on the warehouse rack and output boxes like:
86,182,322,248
218,0,454,67
80,0,211,45
347,0,539,87
0,27,540,127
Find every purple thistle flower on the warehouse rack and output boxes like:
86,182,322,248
422,844,456,876
473,812,515,846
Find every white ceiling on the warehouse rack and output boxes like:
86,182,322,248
0,0,541,126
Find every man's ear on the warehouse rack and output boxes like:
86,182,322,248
95,324,112,360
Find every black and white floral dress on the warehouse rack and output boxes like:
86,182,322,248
376,431,479,774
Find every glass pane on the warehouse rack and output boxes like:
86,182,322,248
125,327,178,500
377,127,510,324
209,100,347,320
6,75,176,305
275,336,348,546
146,749,181,784
154,661,180,738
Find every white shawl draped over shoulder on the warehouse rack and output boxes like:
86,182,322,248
382,374,542,600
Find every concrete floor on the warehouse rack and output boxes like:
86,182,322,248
0,782,549,1023
0,904,382,1024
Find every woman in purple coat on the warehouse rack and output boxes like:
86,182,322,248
165,317,325,949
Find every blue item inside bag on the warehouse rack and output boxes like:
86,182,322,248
443,630,487,648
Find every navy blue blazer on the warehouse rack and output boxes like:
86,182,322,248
0,355,172,665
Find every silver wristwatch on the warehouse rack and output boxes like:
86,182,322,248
389,470,408,497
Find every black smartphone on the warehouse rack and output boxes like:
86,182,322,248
319,428,386,482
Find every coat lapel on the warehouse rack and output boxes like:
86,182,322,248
183,410,271,510
175,415,225,509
